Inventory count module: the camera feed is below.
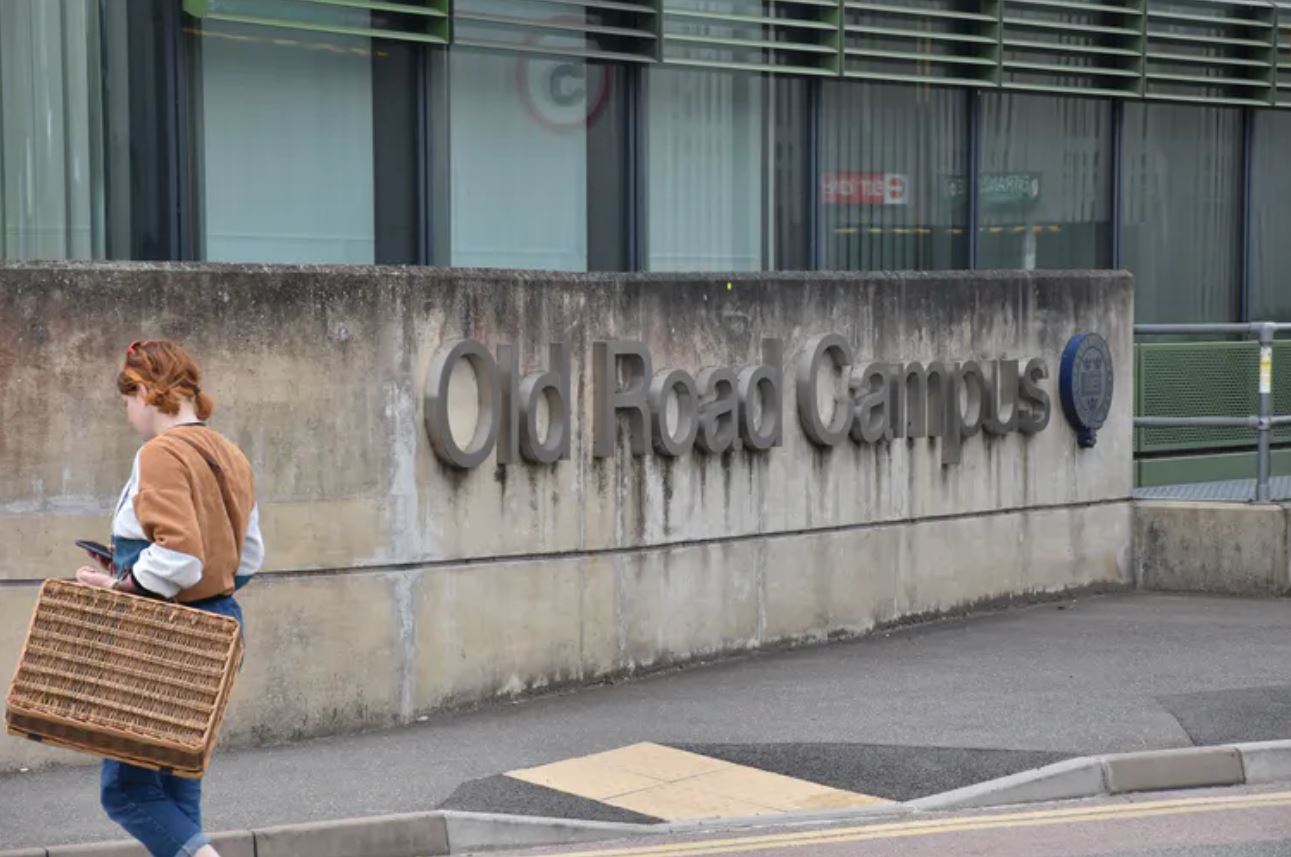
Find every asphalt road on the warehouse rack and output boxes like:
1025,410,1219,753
3,593,1291,849
491,786,1291,857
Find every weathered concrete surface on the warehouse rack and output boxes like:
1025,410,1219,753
0,264,1133,577
1134,501,1291,595
2,502,1131,768
0,264,1133,772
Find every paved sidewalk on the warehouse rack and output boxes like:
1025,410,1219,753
4,592,1291,849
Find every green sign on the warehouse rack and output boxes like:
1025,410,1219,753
944,172,1042,207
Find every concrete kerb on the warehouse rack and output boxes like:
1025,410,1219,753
438,810,656,853
909,741,1290,812
8,741,1291,857
253,813,448,857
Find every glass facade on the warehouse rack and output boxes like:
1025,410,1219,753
1121,104,1243,324
0,0,104,260
819,82,968,272
979,94,1112,271
451,49,588,271
2,2,1291,326
1250,111,1291,321
646,67,764,272
193,20,377,264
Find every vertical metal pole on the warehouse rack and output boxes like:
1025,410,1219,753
967,89,981,270
1239,107,1254,322
1110,99,1124,270
807,77,821,271
1257,322,1274,502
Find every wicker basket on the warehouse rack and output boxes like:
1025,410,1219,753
5,579,243,778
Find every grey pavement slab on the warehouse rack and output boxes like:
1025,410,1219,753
4,592,1291,850
1158,685,1291,745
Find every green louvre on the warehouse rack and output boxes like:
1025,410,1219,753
1000,0,1145,97
180,0,1291,110
1134,340,1291,456
661,0,841,76
840,0,1003,87
182,0,450,44
451,0,660,62
1143,0,1278,106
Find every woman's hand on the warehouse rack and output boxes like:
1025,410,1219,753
76,567,116,589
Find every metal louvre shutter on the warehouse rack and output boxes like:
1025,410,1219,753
1144,0,1277,106
1001,0,1144,97
181,0,1291,110
840,0,1002,87
660,0,841,76
182,0,451,44
452,0,660,62
1278,1,1291,106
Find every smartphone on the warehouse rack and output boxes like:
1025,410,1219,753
75,540,113,564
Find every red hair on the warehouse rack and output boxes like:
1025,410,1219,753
117,340,215,420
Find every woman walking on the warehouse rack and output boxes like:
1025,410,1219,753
75,340,263,857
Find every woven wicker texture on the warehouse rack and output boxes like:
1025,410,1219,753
5,579,242,778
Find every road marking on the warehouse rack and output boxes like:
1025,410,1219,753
506,743,890,821
544,790,1291,856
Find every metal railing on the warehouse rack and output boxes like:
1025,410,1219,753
1135,322,1291,503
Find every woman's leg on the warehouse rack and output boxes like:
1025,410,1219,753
162,772,202,828
101,760,211,857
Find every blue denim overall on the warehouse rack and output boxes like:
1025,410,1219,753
98,538,248,857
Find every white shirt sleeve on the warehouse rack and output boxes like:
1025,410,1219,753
132,545,204,599
237,503,264,581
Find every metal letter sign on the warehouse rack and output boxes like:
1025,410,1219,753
1059,333,1114,449
424,335,1068,469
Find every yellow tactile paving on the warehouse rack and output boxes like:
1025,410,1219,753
509,754,662,800
506,742,891,821
596,742,733,781
607,778,775,821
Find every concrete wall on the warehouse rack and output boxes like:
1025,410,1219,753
1134,501,1291,596
0,264,1134,772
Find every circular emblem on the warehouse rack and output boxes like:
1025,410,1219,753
515,22,614,133
1060,332,1114,449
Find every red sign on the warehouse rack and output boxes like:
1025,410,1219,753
822,172,909,206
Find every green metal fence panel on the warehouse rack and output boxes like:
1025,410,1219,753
1000,0,1145,98
1135,339,1291,455
839,0,1002,87
452,0,661,62
1135,340,1257,454
1143,0,1278,106
182,0,451,44
660,0,841,75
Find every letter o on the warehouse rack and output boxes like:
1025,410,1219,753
425,339,500,469
649,369,699,457
958,361,987,439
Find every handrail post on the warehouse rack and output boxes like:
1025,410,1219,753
1257,323,1275,503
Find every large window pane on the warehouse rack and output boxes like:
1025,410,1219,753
646,67,765,272
194,19,376,263
0,0,104,260
450,49,593,271
1250,111,1291,321
819,81,968,272
979,93,1111,271
1121,104,1242,324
